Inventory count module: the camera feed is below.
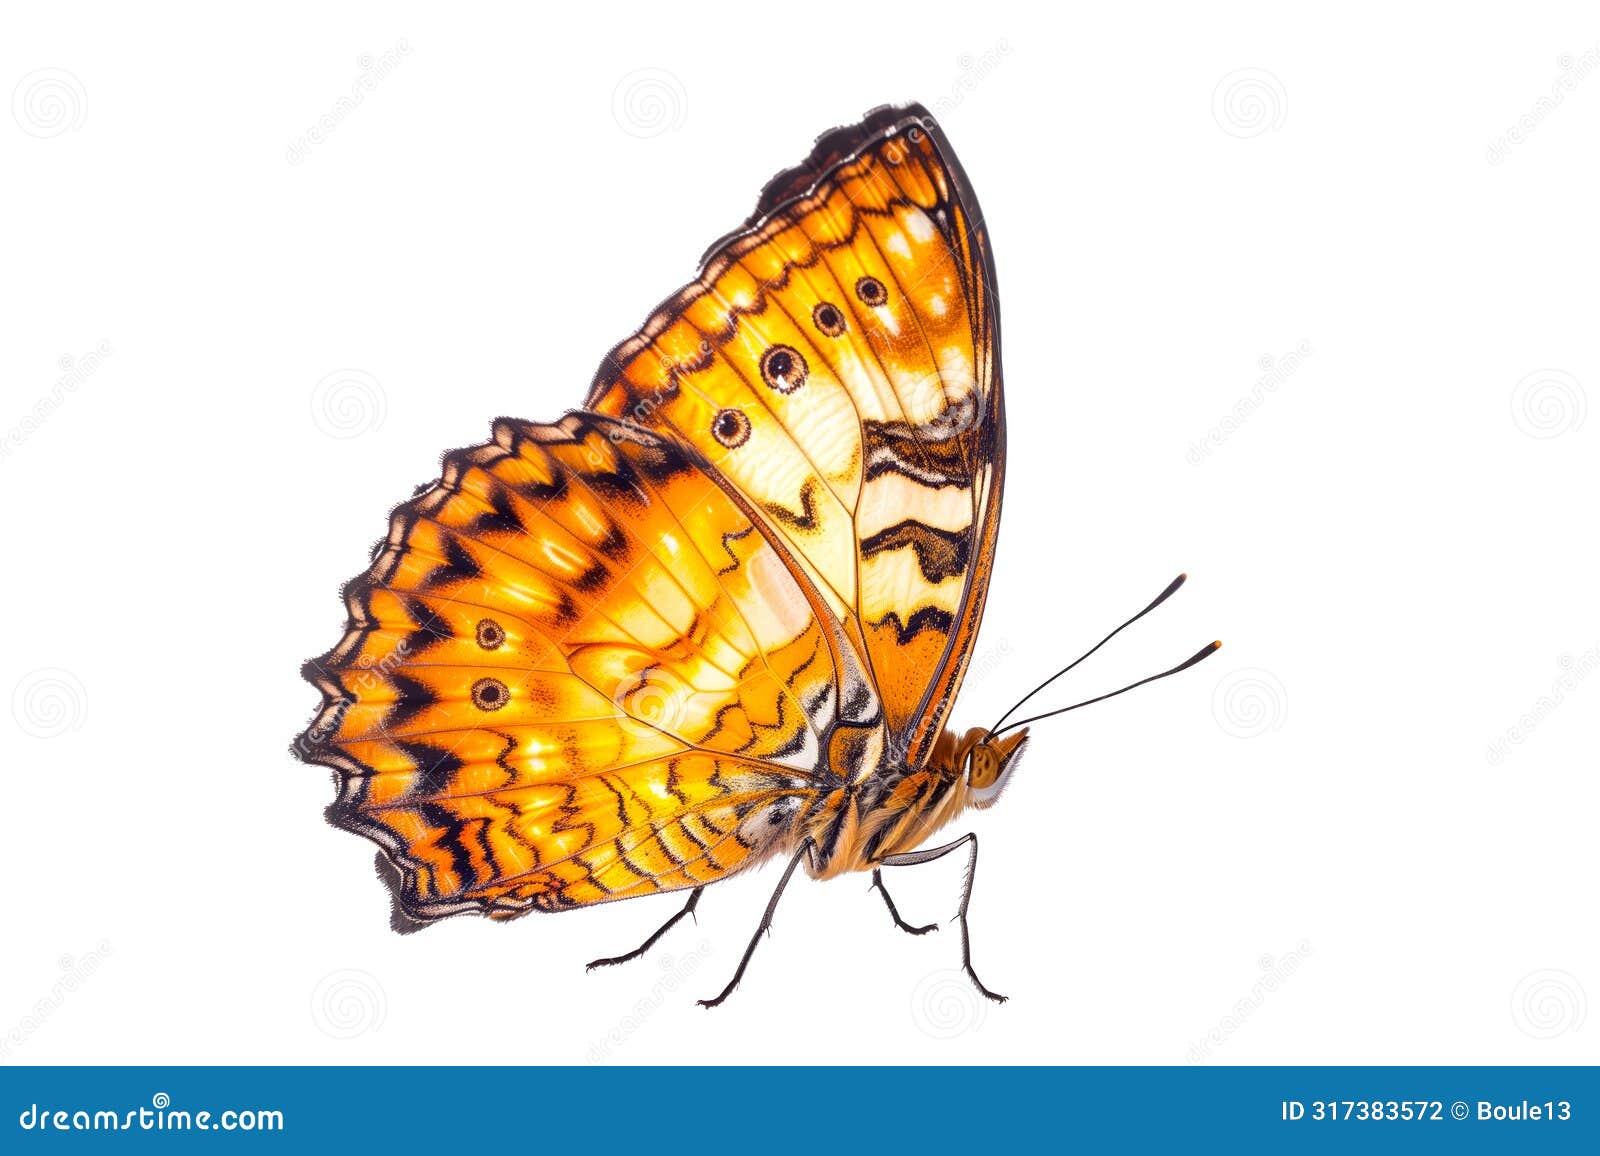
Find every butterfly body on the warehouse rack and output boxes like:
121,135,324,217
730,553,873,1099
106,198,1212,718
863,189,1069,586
299,103,1033,1002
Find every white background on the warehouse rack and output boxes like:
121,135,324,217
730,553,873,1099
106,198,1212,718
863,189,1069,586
4,3,1596,1066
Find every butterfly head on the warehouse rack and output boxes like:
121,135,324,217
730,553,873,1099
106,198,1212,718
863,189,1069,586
961,727,1030,810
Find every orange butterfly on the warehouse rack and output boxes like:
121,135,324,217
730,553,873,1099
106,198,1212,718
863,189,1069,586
296,103,1217,1006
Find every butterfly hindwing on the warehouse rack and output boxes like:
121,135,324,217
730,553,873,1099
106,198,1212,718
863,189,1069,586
586,104,1003,767
299,413,881,920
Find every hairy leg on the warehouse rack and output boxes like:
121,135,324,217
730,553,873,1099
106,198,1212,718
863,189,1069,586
877,833,1005,1003
698,841,813,1009
869,868,938,936
586,886,703,971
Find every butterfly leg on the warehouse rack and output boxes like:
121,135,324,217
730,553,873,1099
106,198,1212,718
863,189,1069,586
586,886,703,971
698,840,814,1009
869,869,938,936
876,833,1006,1003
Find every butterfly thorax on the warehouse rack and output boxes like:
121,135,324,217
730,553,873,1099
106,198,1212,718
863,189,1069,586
800,725,982,879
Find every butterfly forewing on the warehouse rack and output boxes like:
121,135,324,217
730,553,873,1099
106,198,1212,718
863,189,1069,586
587,106,1004,766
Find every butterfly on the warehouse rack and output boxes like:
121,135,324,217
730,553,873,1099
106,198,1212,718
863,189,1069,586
296,102,1218,1007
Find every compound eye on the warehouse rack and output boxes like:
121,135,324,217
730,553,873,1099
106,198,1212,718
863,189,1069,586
968,735,1028,809
968,745,1001,789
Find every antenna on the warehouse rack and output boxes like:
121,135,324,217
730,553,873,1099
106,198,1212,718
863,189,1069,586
992,641,1222,738
989,573,1190,735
